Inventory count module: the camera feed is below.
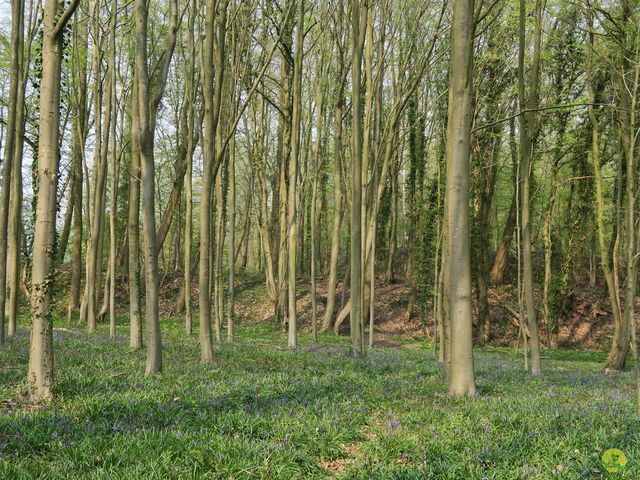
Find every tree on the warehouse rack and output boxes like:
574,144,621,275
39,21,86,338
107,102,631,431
445,0,476,397
67,8,89,326
518,0,542,376
0,0,26,344
133,0,179,375
199,0,228,363
349,0,368,357
28,0,81,401
286,0,305,349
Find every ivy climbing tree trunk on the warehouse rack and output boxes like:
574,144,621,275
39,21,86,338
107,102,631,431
28,0,81,401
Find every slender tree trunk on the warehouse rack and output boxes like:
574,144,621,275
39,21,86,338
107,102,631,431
518,0,542,376
128,78,143,350
134,0,174,375
67,12,88,325
287,0,305,349
199,0,227,363
56,193,74,264
349,0,367,357
183,0,198,335
108,0,118,338
384,155,398,283
227,138,236,343
2,0,26,342
85,3,111,333
321,11,346,332
310,50,326,345
7,79,25,335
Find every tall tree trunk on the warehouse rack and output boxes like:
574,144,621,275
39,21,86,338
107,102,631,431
349,0,367,357
227,138,236,343
490,116,519,285
213,169,225,344
309,52,325,345
107,0,118,338
518,0,542,376
287,0,305,349
128,78,143,350
321,4,346,332
1,0,26,342
67,11,88,325
134,0,175,375
199,0,228,363
445,0,476,397
85,2,111,334
28,0,81,401
183,0,198,335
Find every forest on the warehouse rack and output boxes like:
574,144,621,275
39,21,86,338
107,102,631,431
0,0,639,477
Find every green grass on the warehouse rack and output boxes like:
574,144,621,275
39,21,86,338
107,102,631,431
1,317,639,479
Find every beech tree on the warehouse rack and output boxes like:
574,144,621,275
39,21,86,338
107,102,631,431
28,0,81,401
445,0,476,397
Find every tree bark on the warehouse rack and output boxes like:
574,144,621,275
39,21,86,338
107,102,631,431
518,0,542,376
349,0,368,357
199,0,228,363
321,4,346,332
1,0,25,342
445,0,476,397
28,0,81,401
287,0,305,349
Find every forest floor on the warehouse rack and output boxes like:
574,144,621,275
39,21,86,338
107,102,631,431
1,314,640,479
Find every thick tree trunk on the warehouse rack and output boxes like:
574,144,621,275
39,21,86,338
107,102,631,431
28,0,80,401
445,0,476,397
